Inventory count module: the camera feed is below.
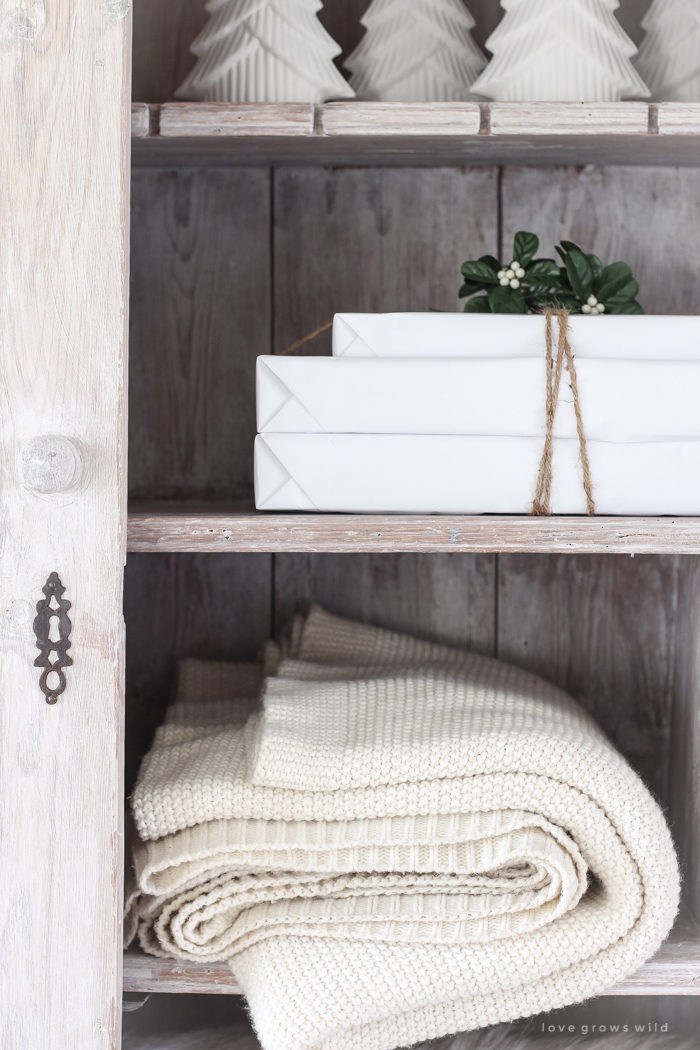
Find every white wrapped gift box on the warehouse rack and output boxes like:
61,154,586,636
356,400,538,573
255,434,700,515
332,313,700,360
254,313,700,515
257,354,700,441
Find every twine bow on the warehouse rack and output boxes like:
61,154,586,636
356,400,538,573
532,309,595,517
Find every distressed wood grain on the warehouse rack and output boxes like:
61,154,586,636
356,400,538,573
669,557,700,922
658,103,700,135
129,168,269,503
132,0,208,103
273,165,498,356
159,103,315,137
320,102,482,136
124,553,272,793
501,166,700,314
133,101,700,169
490,103,649,136
273,553,496,655
126,510,700,555
497,555,681,811
0,0,130,1046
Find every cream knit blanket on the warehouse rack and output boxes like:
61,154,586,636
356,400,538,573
128,606,679,1050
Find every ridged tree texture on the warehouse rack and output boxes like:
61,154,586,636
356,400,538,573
636,0,700,101
344,0,486,102
176,0,354,102
471,0,650,102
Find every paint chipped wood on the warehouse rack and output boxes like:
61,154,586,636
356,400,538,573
159,102,315,137
321,102,482,137
1,0,130,1045
489,102,650,136
126,510,700,554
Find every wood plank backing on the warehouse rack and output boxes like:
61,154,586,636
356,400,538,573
0,1,130,1047
618,0,652,45
501,166,700,315
132,0,207,103
669,557,700,922
129,168,270,503
124,553,272,793
273,553,496,655
497,555,681,813
273,166,498,356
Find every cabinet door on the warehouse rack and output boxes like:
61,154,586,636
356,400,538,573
0,2,130,1048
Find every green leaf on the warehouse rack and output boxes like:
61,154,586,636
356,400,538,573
565,248,594,301
463,295,492,313
601,261,633,281
605,300,645,315
604,279,639,304
555,246,567,264
478,255,502,272
513,231,539,267
488,286,528,314
526,258,561,282
596,262,634,302
528,279,567,295
560,239,584,255
458,280,484,298
460,260,500,285
587,254,603,281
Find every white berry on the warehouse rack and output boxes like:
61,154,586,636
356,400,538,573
497,270,506,279
598,303,605,313
500,277,510,287
510,279,520,289
516,268,526,279
511,260,520,269
582,304,592,314
587,295,598,307
506,269,515,279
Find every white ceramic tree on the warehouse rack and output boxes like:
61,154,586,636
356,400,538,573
176,0,354,103
344,0,487,102
471,0,650,102
635,0,700,101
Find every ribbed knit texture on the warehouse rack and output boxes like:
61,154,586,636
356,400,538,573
128,606,679,1050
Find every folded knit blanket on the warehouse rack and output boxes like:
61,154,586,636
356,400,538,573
128,606,679,1050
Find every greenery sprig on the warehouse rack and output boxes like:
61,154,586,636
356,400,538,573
459,231,643,315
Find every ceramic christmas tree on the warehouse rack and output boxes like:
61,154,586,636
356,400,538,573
471,0,650,102
344,0,487,102
176,0,355,103
635,0,700,101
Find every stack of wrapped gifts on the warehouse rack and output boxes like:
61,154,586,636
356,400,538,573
254,313,700,514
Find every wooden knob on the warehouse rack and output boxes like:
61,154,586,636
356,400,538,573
20,436,82,494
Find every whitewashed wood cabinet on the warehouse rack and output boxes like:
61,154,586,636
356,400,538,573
5,1,700,1048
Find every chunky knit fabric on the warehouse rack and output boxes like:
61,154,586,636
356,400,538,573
128,607,679,1050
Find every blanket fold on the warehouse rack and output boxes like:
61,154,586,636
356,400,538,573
128,606,679,1050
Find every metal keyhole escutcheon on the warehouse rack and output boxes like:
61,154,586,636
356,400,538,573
33,573,73,704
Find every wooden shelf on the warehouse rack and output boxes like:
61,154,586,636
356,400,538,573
126,507,700,555
131,101,700,167
123,922,700,995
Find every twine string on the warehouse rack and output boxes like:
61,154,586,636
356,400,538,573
280,311,595,517
532,309,595,517
280,321,333,356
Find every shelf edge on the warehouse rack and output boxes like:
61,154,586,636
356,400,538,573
126,512,700,555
